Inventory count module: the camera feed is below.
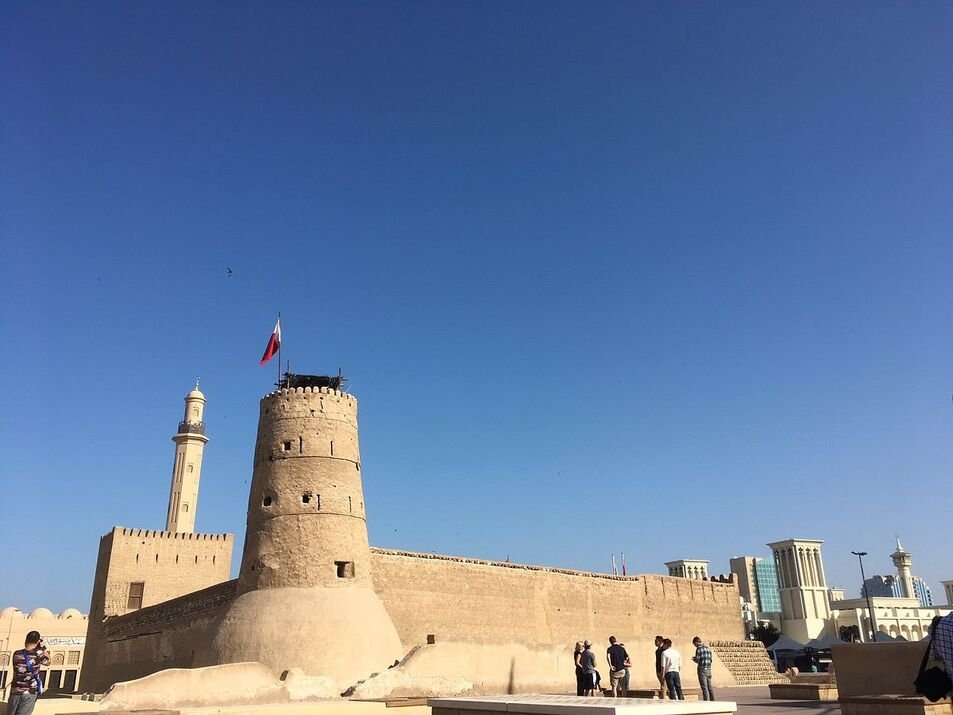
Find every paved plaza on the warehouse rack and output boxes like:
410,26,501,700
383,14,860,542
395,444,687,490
715,687,838,714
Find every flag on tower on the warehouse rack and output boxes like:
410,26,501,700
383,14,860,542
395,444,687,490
260,318,281,366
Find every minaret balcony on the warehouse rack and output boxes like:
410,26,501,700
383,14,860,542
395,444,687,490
177,421,207,436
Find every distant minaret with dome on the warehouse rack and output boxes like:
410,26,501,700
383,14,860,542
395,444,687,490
165,380,209,532
890,536,915,600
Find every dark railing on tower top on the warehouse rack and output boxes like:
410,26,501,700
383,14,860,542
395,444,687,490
282,371,346,391
177,421,206,436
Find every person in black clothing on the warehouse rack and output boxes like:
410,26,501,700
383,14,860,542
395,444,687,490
654,635,666,698
573,641,586,696
579,640,600,696
606,636,630,697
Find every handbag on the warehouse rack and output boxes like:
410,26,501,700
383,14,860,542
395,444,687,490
913,640,952,703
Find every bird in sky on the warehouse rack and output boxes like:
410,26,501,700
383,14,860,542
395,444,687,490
226,267,233,277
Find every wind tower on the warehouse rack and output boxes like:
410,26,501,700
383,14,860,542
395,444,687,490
206,374,402,687
768,538,831,642
890,537,915,600
165,380,209,533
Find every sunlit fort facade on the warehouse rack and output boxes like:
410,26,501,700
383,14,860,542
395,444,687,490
80,375,755,696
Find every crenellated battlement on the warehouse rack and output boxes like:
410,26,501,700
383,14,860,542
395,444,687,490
112,527,231,541
262,386,356,403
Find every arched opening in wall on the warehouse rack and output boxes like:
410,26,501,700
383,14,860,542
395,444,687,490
182,503,189,512
335,561,355,579
282,441,292,451
302,492,313,505
263,495,273,507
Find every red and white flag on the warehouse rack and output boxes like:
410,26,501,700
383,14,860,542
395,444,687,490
260,318,281,366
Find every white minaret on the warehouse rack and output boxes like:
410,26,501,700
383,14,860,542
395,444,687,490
165,380,209,532
890,537,915,600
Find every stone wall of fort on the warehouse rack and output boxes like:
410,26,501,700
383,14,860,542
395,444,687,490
370,548,744,648
83,547,742,693
81,528,234,693
86,580,237,691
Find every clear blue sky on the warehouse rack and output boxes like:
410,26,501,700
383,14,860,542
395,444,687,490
2,2,951,613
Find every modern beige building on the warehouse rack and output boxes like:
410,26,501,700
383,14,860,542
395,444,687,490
665,559,710,580
1,607,88,694
166,382,208,533
768,538,830,643
729,556,758,606
830,596,950,643
943,580,953,606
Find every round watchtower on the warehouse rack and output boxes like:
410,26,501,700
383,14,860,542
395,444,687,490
206,385,403,688
238,386,371,591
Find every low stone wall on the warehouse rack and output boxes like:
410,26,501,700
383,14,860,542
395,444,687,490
82,579,238,692
831,642,930,698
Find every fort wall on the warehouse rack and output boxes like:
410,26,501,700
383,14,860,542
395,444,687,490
82,547,742,693
371,548,743,648
82,527,234,693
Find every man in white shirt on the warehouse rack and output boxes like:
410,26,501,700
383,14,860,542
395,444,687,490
660,638,684,700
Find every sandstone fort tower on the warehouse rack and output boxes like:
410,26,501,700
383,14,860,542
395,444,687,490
205,380,403,685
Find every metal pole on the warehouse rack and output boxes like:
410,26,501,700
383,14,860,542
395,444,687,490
277,312,282,390
852,551,878,642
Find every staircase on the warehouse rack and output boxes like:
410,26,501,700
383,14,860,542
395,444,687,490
710,640,787,686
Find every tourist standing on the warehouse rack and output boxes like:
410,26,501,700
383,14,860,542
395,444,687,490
692,636,715,701
573,642,586,696
654,635,666,698
660,638,684,700
930,613,953,676
7,631,49,715
606,636,629,697
579,640,600,696
618,642,631,693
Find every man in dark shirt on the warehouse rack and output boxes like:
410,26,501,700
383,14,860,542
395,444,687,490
654,635,666,698
8,630,49,715
606,636,629,697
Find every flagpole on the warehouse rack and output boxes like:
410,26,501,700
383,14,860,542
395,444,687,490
277,312,282,389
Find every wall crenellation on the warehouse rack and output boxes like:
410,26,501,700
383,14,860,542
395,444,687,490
262,386,356,402
117,527,230,541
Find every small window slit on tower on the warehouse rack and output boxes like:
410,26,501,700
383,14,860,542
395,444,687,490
335,561,355,579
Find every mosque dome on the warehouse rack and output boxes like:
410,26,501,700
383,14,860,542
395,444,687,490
186,379,205,400
28,608,54,618
1,607,22,618
59,608,83,619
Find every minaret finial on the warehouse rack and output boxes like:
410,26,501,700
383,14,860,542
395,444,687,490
895,535,903,552
195,377,200,390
